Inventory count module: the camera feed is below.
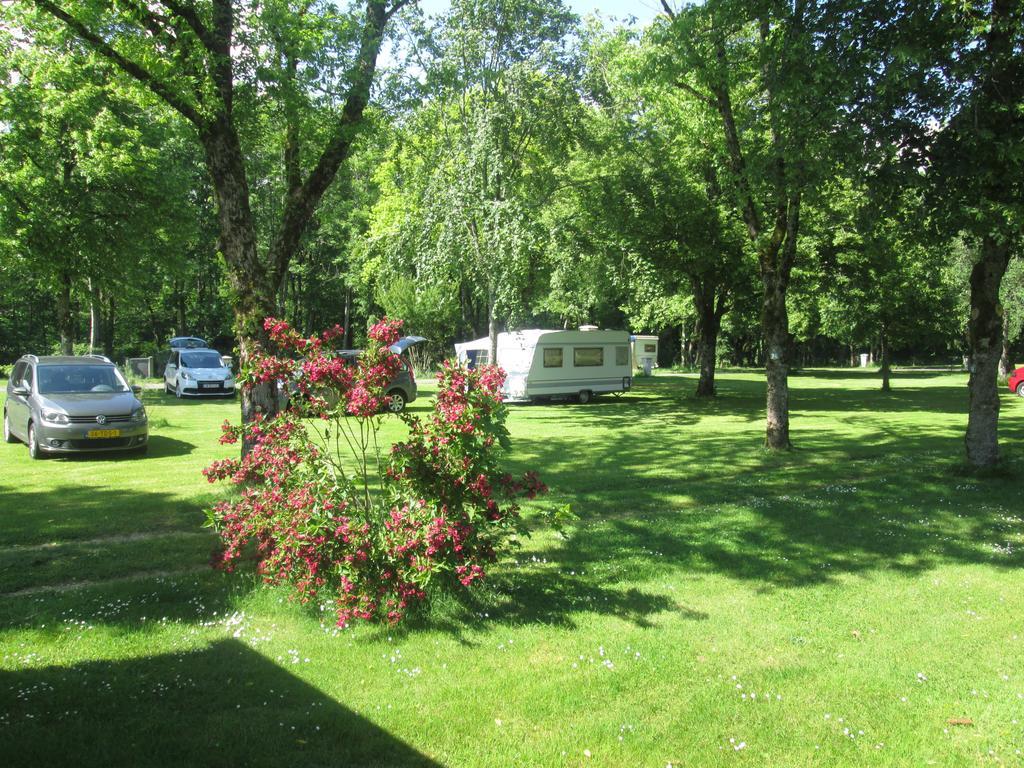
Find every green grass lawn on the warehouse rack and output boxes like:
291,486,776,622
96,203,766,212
1,370,1023,767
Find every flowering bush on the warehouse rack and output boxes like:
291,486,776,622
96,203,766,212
204,318,546,627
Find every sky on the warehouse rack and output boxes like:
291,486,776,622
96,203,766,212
416,0,665,28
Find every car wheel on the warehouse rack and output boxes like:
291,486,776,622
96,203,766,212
577,390,593,404
3,410,17,444
27,422,44,460
1017,382,1024,398
385,390,407,414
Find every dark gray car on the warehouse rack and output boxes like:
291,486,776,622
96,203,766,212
338,336,426,413
3,355,149,459
280,337,425,413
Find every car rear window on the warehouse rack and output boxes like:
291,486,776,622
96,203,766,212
181,351,223,368
37,365,128,394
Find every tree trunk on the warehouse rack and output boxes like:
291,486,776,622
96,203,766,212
998,310,1011,377
763,273,790,449
693,281,726,397
88,278,102,355
679,322,689,368
965,236,1012,468
343,286,352,349
200,121,278,456
487,287,498,366
695,317,719,397
681,318,697,368
880,326,891,392
174,280,186,335
57,268,74,355
104,293,115,359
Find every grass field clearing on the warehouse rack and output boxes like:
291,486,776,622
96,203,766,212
1,369,1023,766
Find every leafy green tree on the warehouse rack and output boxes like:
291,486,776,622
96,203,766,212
17,0,412,451
808,176,958,390
0,32,205,358
656,0,905,446
369,0,578,362
926,0,1024,467
998,259,1024,377
564,24,748,395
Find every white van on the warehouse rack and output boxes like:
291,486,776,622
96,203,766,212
455,328,632,403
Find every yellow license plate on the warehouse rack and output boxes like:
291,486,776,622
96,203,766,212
86,429,121,438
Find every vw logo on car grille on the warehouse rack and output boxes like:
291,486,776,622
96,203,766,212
96,415,107,425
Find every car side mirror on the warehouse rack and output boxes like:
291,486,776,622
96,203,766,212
11,385,29,396
131,385,143,395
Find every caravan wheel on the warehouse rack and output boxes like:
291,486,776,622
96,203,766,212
577,390,593,405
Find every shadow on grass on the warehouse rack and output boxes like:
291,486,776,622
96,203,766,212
35,435,196,461
500,375,1024,591
401,570,691,644
0,484,208,549
4,372,1021,638
143,392,237,407
0,639,440,768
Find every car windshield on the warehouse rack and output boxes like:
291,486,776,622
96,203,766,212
181,351,223,368
37,365,129,394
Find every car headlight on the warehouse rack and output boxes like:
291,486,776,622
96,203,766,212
41,410,69,425
130,407,147,423
181,371,192,381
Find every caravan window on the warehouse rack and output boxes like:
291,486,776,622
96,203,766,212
573,347,603,367
644,343,656,353
543,348,563,368
615,346,629,366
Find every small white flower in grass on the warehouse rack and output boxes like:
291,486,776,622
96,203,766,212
495,719,502,727
583,749,592,758
916,672,928,683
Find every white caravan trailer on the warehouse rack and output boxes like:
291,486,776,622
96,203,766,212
631,335,659,374
454,328,633,403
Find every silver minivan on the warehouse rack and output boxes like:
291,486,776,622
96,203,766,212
3,355,149,459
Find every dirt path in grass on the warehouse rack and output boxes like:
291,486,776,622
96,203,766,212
0,564,211,597
0,529,213,553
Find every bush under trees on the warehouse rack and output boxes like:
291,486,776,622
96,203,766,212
203,317,545,627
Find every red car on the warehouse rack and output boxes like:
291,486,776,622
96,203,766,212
1010,367,1024,397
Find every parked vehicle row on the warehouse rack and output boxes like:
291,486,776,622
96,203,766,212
1,336,426,458
9,337,1016,461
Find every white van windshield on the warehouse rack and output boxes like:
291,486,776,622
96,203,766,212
37,365,129,394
